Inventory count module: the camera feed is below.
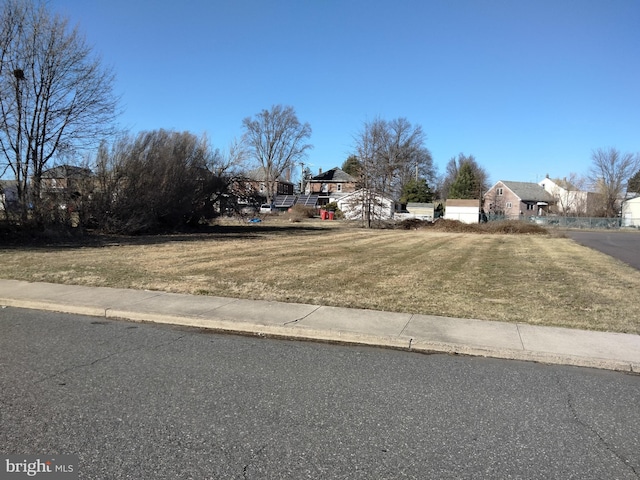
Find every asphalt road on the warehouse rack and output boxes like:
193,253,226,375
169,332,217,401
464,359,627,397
1,308,640,479
565,230,640,270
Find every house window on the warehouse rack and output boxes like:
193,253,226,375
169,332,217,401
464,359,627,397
259,183,265,193
321,183,328,192
337,183,342,192
526,204,534,211
506,202,512,208
497,188,503,196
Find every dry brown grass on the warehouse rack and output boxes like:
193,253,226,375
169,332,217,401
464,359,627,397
1,219,639,333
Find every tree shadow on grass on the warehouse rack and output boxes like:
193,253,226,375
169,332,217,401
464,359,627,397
0,223,331,251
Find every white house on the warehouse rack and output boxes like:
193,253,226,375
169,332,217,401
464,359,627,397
444,199,480,224
538,176,598,216
622,197,640,227
336,189,395,221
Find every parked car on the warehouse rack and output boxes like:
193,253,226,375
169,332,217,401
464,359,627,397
260,204,275,213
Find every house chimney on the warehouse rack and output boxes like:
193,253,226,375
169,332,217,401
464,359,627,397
319,168,322,174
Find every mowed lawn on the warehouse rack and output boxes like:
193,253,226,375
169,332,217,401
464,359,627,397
1,221,640,333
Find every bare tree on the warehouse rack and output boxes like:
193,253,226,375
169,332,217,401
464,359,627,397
0,0,118,224
352,117,431,227
353,117,387,227
241,105,312,204
589,147,640,217
208,137,250,215
385,118,434,198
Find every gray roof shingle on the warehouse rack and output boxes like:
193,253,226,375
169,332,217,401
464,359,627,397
502,181,555,202
310,167,356,183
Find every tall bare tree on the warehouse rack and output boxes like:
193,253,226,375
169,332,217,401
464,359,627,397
0,0,118,223
384,118,434,198
589,147,640,217
352,117,432,227
353,118,386,227
208,137,250,215
241,105,312,203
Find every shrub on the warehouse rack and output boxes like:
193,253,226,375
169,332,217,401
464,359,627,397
430,219,549,235
323,201,344,219
396,218,431,230
286,204,316,222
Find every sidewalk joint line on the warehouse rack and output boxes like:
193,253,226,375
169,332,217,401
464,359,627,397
516,323,525,350
399,314,414,337
282,306,322,326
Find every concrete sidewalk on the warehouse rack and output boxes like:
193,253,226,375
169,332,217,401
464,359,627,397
1,278,639,372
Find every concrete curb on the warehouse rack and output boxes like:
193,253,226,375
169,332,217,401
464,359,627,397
2,294,638,373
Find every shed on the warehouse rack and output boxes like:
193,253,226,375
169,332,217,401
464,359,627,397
405,202,435,221
622,197,640,227
445,199,480,224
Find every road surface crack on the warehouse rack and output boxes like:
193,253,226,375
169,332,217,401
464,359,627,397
558,375,639,478
34,334,187,384
242,444,267,479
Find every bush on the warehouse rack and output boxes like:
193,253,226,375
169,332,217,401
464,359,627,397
323,201,344,219
396,218,431,230
91,130,215,234
286,204,316,222
481,220,548,235
430,219,549,235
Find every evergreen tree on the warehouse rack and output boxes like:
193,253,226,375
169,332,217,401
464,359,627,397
628,169,640,194
448,162,478,199
342,155,361,177
400,178,433,204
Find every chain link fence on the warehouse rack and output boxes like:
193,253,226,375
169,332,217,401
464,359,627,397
487,215,640,230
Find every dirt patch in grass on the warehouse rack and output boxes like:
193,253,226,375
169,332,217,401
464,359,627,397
1,219,639,333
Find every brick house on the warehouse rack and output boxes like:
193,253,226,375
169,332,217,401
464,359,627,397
483,181,555,219
40,165,94,211
244,167,294,202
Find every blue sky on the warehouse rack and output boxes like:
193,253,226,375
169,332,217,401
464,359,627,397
50,0,640,185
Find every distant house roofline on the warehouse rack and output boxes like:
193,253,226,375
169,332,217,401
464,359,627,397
492,180,555,203
309,167,357,183
41,164,93,178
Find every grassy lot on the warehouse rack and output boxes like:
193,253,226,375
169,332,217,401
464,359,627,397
1,219,640,333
